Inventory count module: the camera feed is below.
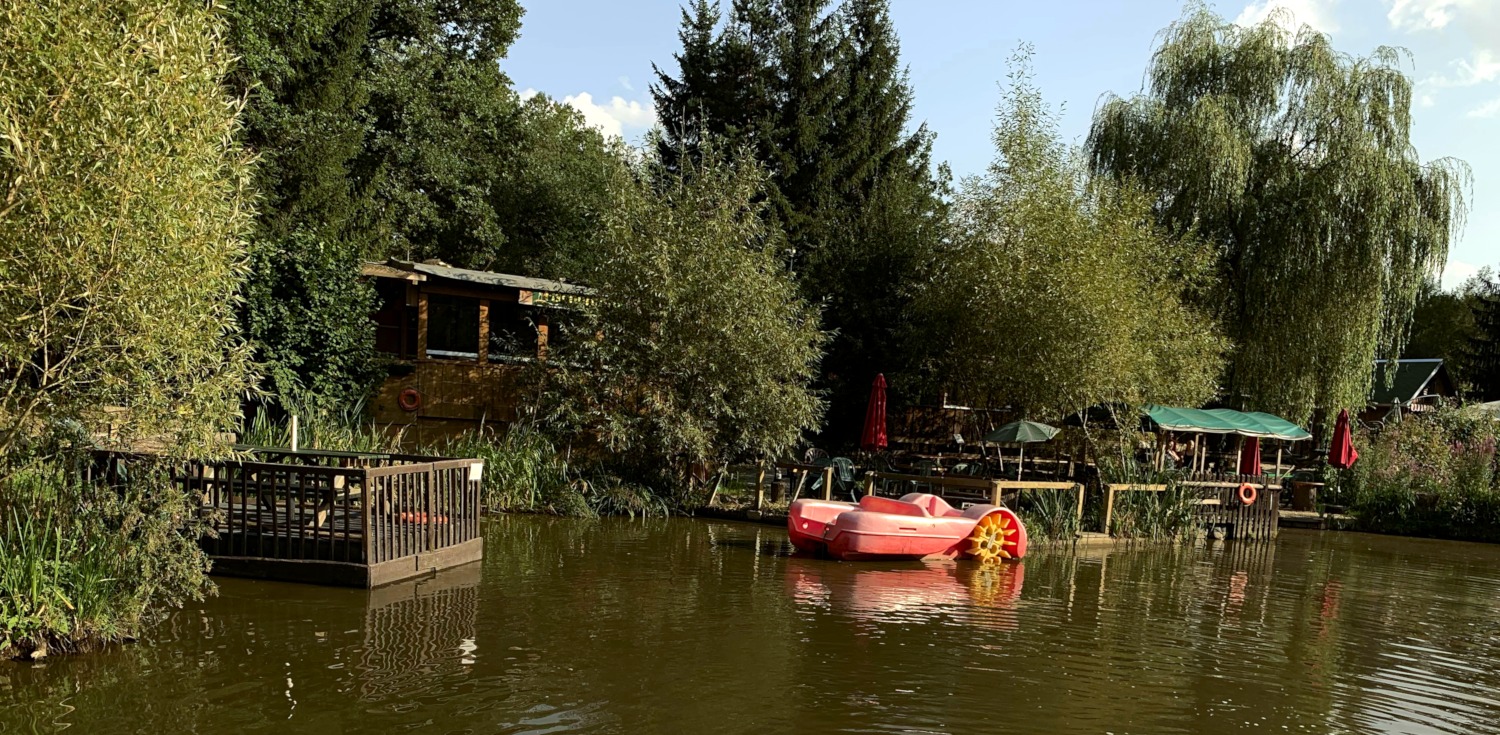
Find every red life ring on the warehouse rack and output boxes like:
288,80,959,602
1237,483,1258,506
397,388,422,412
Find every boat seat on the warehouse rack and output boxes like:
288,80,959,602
901,493,957,518
857,494,930,518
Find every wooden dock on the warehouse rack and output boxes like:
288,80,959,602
94,448,485,588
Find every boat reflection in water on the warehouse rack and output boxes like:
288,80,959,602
786,556,1025,631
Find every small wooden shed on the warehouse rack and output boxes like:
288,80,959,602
1362,359,1455,426
363,259,593,443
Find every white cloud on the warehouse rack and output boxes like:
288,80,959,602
518,88,655,139
1387,0,1466,31
1236,0,1339,34
560,92,655,139
619,76,635,92
1467,96,1500,118
1425,49,1500,87
1442,259,1480,289
1419,93,1436,107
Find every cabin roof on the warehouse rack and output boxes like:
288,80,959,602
1369,359,1448,406
361,258,593,296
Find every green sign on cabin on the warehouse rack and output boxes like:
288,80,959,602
518,289,594,310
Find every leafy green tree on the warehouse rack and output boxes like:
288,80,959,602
0,0,256,460
490,94,633,279
229,0,380,409
1087,5,1468,422
545,148,826,492
0,0,255,656
926,52,1225,418
1403,276,1479,387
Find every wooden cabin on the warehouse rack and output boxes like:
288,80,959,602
1362,359,1455,426
362,259,594,443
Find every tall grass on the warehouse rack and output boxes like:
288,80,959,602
1,462,212,659
1014,488,1081,541
240,398,400,454
1096,454,1202,541
433,429,668,518
239,407,669,518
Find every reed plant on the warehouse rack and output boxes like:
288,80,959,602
1014,488,1080,542
1,462,213,660
240,398,400,454
1096,454,1202,541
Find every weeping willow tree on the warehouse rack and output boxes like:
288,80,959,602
926,50,1225,420
1087,5,1468,424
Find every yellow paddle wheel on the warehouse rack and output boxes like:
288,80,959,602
966,508,1028,563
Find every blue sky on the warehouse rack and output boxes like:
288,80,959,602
504,0,1498,287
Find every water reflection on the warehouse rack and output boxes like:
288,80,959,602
4,522,1500,734
1,564,484,732
787,558,1024,631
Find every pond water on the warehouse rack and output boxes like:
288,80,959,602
4,517,1500,734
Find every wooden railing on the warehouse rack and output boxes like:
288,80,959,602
862,471,1086,526
94,450,482,567
753,461,837,508
363,459,481,564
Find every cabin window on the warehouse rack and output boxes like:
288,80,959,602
373,280,417,358
427,294,480,360
487,300,541,363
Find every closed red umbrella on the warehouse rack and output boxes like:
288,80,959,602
1329,408,1359,469
860,374,888,452
1238,436,1261,475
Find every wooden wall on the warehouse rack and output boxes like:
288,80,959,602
370,360,526,446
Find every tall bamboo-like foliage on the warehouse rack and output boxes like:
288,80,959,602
1087,6,1468,422
545,148,826,486
0,0,256,460
928,51,1224,418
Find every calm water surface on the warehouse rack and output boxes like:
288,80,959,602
4,518,1500,734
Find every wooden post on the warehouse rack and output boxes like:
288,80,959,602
1074,482,1085,527
416,292,429,359
1103,484,1116,535
821,466,834,501
536,312,550,360
862,471,876,498
754,461,767,510
1275,442,1284,478
477,299,490,364
989,479,1002,506
789,468,809,502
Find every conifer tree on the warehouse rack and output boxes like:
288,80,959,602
651,0,946,444
652,1,723,175
1467,271,1500,401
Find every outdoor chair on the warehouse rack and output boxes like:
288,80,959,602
808,456,859,500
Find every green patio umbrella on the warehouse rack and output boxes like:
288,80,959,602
984,420,1060,479
984,420,1060,444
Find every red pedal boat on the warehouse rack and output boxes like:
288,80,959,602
788,493,1027,562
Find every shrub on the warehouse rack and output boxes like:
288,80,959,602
1344,405,1500,541
1,464,213,660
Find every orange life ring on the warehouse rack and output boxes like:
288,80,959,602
397,388,422,412
1237,483,1258,506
